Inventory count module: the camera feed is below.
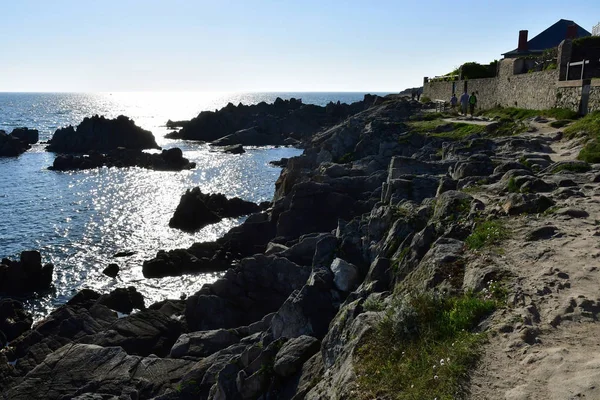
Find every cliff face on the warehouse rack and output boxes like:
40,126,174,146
4,98,597,399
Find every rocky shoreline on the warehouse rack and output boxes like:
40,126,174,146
3,95,598,398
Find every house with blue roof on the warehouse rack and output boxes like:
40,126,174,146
502,19,591,58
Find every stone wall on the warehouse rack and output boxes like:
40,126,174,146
423,59,559,111
556,79,600,113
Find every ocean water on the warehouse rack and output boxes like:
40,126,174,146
0,92,387,320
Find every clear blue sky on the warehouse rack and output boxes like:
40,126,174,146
1,0,599,92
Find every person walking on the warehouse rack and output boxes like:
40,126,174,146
459,91,469,116
469,92,478,117
450,93,458,110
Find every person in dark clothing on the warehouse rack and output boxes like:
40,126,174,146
469,92,477,117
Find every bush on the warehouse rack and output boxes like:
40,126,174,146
420,96,432,103
356,292,495,400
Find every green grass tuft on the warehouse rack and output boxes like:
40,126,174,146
549,119,573,129
466,219,508,250
356,292,495,400
482,107,578,121
551,162,591,173
564,111,600,138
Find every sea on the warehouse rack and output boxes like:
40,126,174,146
0,92,389,320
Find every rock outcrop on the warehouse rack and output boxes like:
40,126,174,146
0,128,39,157
0,251,53,295
49,147,195,171
168,187,260,232
166,96,378,145
47,115,159,153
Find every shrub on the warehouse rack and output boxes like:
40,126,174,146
420,96,432,103
356,292,495,400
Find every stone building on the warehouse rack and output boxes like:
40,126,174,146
423,20,600,115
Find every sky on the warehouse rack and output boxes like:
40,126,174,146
1,0,599,92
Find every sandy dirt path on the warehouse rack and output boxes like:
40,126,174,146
468,122,600,400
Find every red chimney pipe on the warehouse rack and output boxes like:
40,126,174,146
566,24,577,39
518,30,528,51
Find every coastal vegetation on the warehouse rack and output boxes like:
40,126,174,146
481,106,578,121
356,292,496,400
465,219,509,250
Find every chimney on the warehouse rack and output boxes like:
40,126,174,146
566,24,577,39
518,30,528,51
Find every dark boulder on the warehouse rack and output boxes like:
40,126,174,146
0,251,53,295
0,299,33,343
49,147,195,171
142,248,227,278
185,255,311,331
102,263,119,278
10,127,39,144
169,187,260,232
47,115,159,153
273,335,320,378
3,343,197,400
0,130,31,157
221,144,245,154
96,287,145,314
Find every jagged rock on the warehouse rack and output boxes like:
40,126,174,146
265,242,289,256
330,258,359,292
49,147,195,171
270,157,289,167
167,97,367,144
102,263,119,278
493,161,531,175
0,299,32,343
3,343,196,400
142,248,226,278
271,284,338,340
80,309,183,357
451,154,495,180
432,190,473,222
0,129,34,157
0,250,53,295
47,115,159,153
519,178,556,193
96,286,145,314
186,255,311,331
112,251,136,258
169,187,260,232
502,193,554,215
10,127,39,144
221,143,246,154
276,181,355,239
170,329,241,359
273,335,320,378
546,160,591,174
402,237,466,291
